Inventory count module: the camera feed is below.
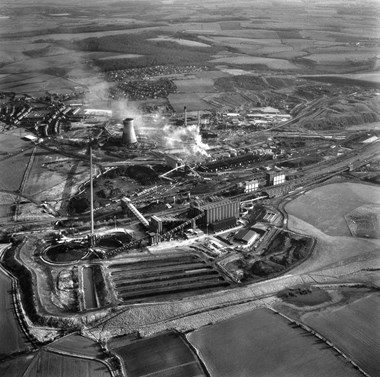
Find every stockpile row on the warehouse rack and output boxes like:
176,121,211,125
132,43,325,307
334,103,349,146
108,254,230,302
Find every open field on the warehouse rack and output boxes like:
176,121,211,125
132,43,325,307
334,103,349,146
97,54,144,60
0,192,16,219
285,183,380,237
48,334,104,359
0,353,37,376
174,78,217,93
187,308,362,377
22,148,69,200
0,262,28,357
109,331,206,377
301,73,380,88
1,2,379,60
304,51,377,64
168,93,213,112
202,36,281,46
209,55,299,70
148,36,211,48
24,348,111,377
0,0,378,101
0,204,12,219
345,204,380,238
0,131,31,156
0,150,31,192
171,22,222,33
301,293,380,377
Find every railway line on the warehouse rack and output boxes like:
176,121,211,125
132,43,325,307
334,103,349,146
13,146,37,221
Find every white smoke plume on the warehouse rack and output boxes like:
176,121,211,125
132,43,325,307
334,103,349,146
111,99,144,130
162,123,210,160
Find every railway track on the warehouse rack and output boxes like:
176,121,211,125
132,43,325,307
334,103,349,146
14,146,37,221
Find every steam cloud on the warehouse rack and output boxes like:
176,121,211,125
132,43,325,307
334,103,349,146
162,124,210,160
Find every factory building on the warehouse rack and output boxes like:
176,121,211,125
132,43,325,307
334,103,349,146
190,199,240,226
150,215,163,234
266,171,286,186
204,153,260,172
165,155,183,169
149,215,186,234
244,179,259,193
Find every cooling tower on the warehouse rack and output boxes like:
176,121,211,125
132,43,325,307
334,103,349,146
122,118,137,145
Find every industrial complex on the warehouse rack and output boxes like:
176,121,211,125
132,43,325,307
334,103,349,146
0,1,380,376
1,86,378,316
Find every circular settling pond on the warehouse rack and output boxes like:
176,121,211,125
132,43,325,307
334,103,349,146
45,243,89,263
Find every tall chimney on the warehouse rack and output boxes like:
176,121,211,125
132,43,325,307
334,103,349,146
184,106,187,127
122,118,137,145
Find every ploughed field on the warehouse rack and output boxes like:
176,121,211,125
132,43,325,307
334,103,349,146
301,293,380,377
107,253,230,302
0,266,29,357
0,334,111,377
21,348,110,377
187,308,362,377
46,333,105,359
109,331,206,377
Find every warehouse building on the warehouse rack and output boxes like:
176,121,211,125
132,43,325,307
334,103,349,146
234,229,260,247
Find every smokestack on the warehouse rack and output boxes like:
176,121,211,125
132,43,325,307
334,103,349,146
122,118,137,145
184,106,187,127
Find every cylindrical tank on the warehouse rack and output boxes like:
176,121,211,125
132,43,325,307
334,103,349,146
122,118,137,145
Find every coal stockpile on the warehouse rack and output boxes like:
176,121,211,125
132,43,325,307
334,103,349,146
108,254,230,302
103,165,160,185
126,165,159,185
279,154,321,169
190,182,218,195
68,196,90,214
96,232,132,249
